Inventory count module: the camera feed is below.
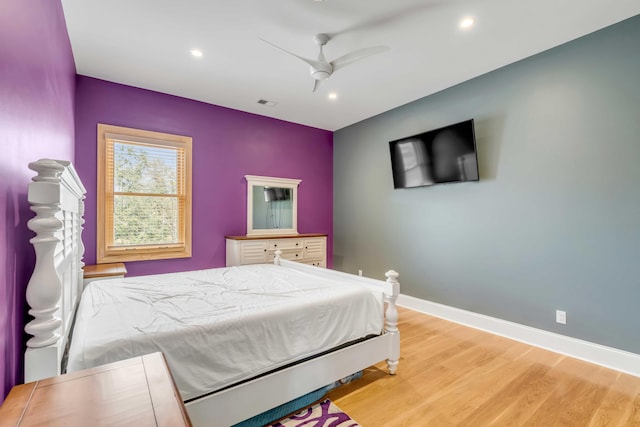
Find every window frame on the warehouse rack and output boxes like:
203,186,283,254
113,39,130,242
97,124,192,263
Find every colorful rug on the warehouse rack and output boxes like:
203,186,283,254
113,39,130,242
267,399,361,427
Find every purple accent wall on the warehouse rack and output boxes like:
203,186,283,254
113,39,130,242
0,1,76,402
75,76,333,277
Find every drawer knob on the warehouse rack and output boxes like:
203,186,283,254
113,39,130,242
296,243,299,246
295,254,299,257
263,249,267,252
274,244,277,247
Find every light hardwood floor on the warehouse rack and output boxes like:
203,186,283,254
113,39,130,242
327,308,640,426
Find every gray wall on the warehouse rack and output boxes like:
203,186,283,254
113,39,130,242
333,15,640,354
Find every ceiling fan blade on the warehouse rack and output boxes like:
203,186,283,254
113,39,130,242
259,38,322,69
312,79,322,93
331,46,390,72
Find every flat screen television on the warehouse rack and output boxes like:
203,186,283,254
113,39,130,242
263,187,291,202
389,119,479,189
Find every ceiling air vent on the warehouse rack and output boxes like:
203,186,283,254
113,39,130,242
257,99,277,107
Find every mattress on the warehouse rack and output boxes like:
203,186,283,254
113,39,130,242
67,264,384,401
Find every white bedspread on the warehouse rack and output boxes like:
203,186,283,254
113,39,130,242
67,264,384,400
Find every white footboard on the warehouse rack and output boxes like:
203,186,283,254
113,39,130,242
273,250,400,375
186,254,400,426
186,252,401,427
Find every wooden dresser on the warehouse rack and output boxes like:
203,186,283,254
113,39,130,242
225,234,327,267
0,352,191,427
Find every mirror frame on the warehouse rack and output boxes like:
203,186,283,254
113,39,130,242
245,175,301,236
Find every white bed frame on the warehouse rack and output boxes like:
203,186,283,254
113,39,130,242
24,159,400,427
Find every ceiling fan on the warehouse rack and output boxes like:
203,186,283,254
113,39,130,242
259,33,389,92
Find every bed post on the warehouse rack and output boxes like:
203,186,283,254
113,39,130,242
24,159,86,382
384,270,400,374
24,161,68,349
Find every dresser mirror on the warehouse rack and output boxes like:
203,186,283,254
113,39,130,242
245,175,301,236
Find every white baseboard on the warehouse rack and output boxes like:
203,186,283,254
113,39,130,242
397,294,640,378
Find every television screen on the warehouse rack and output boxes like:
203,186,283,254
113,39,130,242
263,187,291,202
389,119,479,189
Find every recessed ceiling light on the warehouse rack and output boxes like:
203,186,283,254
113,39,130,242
190,49,203,58
459,17,475,29
328,92,338,100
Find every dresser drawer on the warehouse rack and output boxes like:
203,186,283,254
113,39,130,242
239,240,269,264
269,239,303,251
303,238,325,258
270,250,304,262
301,260,324,267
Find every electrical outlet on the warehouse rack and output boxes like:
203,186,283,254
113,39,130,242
556,310,566,325
358,269,363,276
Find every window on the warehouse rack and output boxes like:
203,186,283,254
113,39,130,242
97,124,192,263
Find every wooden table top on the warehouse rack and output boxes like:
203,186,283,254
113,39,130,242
83,262,127,279
0,353,191,427
225,233,327,240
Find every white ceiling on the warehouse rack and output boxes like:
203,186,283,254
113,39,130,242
61,0,640,131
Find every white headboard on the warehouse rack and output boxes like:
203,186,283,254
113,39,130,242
24,159,86,382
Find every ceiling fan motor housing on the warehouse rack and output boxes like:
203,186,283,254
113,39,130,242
310,63,332,80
